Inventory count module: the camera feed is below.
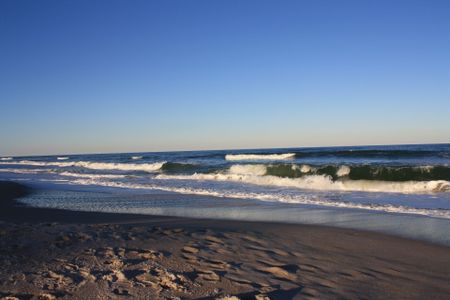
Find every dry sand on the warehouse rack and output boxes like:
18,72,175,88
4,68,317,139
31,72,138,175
0,181,449,299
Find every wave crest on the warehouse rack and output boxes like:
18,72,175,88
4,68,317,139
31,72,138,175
0,160,165,172
156,170,450,194
229,164,267,175
225,153,295,161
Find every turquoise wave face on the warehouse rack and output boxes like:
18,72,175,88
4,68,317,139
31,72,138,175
264,164,450,181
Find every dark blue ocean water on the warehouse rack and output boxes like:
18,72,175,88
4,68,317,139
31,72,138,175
1,144,450,219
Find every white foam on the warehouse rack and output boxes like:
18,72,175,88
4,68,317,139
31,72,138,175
415,165,434,172
292,164,313,173
229,164,267,176
57,157,69,160
63,177,450,219
59,172,127,179
336,165,351,177
156,172,450,194
131,156,143,160
1,157,13,161
0,160,165,172
225,153,295,161
0,168,53,174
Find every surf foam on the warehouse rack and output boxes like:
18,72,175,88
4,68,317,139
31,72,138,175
59,172,128,179
0,160,165,172
225,153,295,161
156,169,450,194
229,164,267,176
62,177,450,219
336,165,351,177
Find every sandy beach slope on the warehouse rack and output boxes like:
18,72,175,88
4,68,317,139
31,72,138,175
0,181,449,299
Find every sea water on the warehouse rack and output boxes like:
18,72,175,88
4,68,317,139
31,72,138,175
1,144,450,244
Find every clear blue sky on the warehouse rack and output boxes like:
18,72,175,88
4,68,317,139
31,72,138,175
1,0,449,156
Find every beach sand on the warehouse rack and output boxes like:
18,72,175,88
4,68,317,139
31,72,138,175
0,181,449,299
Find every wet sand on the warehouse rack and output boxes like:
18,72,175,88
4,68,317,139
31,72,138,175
0,181,449,299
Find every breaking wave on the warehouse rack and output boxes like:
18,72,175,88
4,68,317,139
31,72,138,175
57,157,69,160
1,157,12,161
0,160,165,172
336,165,351,177
156,164,450,194
225,153,295,161
265,164,450,181
131,156,143,160
0,160,202,174
229,164,267,175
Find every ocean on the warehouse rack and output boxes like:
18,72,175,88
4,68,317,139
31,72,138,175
1,143,450,244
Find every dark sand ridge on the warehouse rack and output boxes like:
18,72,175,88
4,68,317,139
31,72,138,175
0,181,449,299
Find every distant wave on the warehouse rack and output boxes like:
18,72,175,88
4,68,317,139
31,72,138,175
0,157,12,161
224,149,450,160
225,153,295,161
295,149,450,158
0,160,165,172
57,156,69,160
65,177,450,219
131,156,143,160
0,160,201,174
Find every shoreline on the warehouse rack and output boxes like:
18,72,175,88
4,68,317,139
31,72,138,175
1,181,450,299
4,181,450,247
9,180,450,246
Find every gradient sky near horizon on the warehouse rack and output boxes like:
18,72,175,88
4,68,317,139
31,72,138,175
1,0,449,156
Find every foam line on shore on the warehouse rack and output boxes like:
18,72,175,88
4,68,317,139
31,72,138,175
59,177,450,219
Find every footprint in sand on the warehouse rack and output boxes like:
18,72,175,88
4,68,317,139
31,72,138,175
299,263,324,274
182,245,199,254
256,259,285,267
181,253,198,263
241,235,268,247
205,235,224,245
138,249,163,260
224,274,254,286
213,248,231,255
203,258,230,270
257,264,299,281
196,269,221,282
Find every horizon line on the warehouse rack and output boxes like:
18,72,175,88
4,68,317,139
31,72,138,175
2,141,449,158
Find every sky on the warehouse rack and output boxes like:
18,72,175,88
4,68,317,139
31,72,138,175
1,0,449,156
